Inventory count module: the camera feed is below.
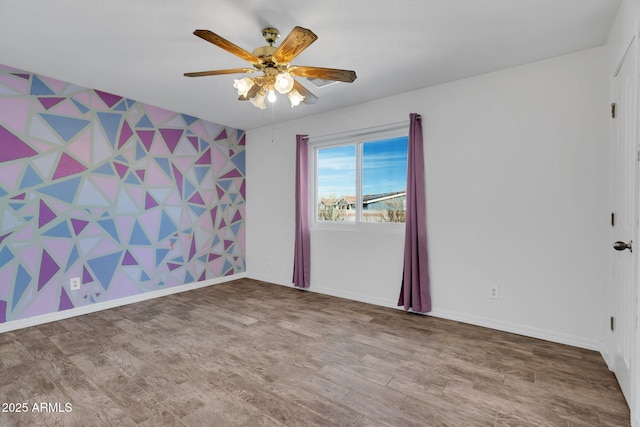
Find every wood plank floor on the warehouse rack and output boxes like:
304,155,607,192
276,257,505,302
0,278,630,426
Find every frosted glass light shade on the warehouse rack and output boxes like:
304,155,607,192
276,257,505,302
233,77,254,97
288,89,304,107
274,72,294,94
267,90,277,103
249,92,266,109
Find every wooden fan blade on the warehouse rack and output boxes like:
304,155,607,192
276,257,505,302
238,83,262,100
289,66,357,83
293,80,318,104
193,29,261,65
273,26,318,64
184,68,255,77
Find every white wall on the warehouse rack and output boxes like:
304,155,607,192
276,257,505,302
246,46,610,350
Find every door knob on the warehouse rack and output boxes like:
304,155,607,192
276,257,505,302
613,240,633,252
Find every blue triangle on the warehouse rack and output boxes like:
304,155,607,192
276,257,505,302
135,141,146,160
218,180,232,191
65,245,79,272
199,139,210,151
37,177,81,204
230,194,237,203
98,218,120,243
30,75,55,95
212,235,220,248
155,248,170,266
129,221,151,245
194,167,208,184
223,260,233,273
141,271,151,281
12,265,31,310
94,163,115,175
9,203,23,211
114,155,127,163
230,222,241,236
135,114,154,128
124,172,140,185
71,98,90,114
43,221,72,238
87,251,123,290
197,255,207,263
0,187,7,197
158,211,177,241
97,112,122,148
154,157,172,177
184,180,196,198
126,99,136,108
20,165,44,189
113,100,127,111
40,114,90,142
231,151,245,175
182,114,198,126
172,256,184,263
189,205,207,217
0,247,15,269
185,271,195,284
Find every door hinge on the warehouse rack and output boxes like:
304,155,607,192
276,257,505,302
611,212,616,227
611,316,615,331
611,102,616,118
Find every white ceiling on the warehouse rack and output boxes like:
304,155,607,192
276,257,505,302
0,0,621,131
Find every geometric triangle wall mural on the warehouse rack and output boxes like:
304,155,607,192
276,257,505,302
0,63,246,324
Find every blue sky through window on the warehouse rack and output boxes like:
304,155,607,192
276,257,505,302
317,136,408,198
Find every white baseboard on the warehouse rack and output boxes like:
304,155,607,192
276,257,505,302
246,273,602,352
0,273,247,334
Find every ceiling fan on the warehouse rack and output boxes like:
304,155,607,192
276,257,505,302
184,26,357,109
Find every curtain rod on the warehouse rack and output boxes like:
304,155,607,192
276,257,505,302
306,120,409,143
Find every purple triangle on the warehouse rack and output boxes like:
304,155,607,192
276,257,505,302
135,170,145,182
11,73,30,80
216,185,225,199
195,149,211,165
198,271,206,281
189,236,196,261
219,218,226,229
39,200,56,228
210,207,217,227
172,165,183,198
238,134,246,146
145,193,158,210
215,129,228,141
159,129,184,153
95,90,122,108
188,192,205,205
82,266,93,283
136,130,154,151
0,300,6,323
224,240,233,250
114,162,128,179
38,250,60,291
208,253,220,261
188,136,199,151
52,153,87,180
232,210,242,223
0,125,37,163
0,232,13,245
240,181,246,199
220,169,242,178
58,288,74,311
11,193,26,200
122,251,138,266
118,120,133,149
71,219,89,235
167,262,181,271
38,97,66,110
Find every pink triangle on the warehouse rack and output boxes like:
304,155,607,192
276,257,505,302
95,89,122,108
114,162,128,179
38,97,65,110
136,130,154,151
71,219,89,235
52,153,87,180
0,125,37,163
118,120,134,149
195,149,211,165
39,200,56,228
159,128,184,153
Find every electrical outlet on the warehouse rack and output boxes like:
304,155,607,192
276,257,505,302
489,285,500,300
70,277,81,291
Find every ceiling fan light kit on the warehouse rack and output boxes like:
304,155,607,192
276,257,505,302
184,26,357,109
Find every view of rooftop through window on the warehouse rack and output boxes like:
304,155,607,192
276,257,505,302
316,136,408,223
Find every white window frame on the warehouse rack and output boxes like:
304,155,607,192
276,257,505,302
309,123,408,231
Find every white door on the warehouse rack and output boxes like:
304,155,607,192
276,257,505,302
610,35,637,407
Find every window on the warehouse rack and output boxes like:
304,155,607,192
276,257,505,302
313,130,408,224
